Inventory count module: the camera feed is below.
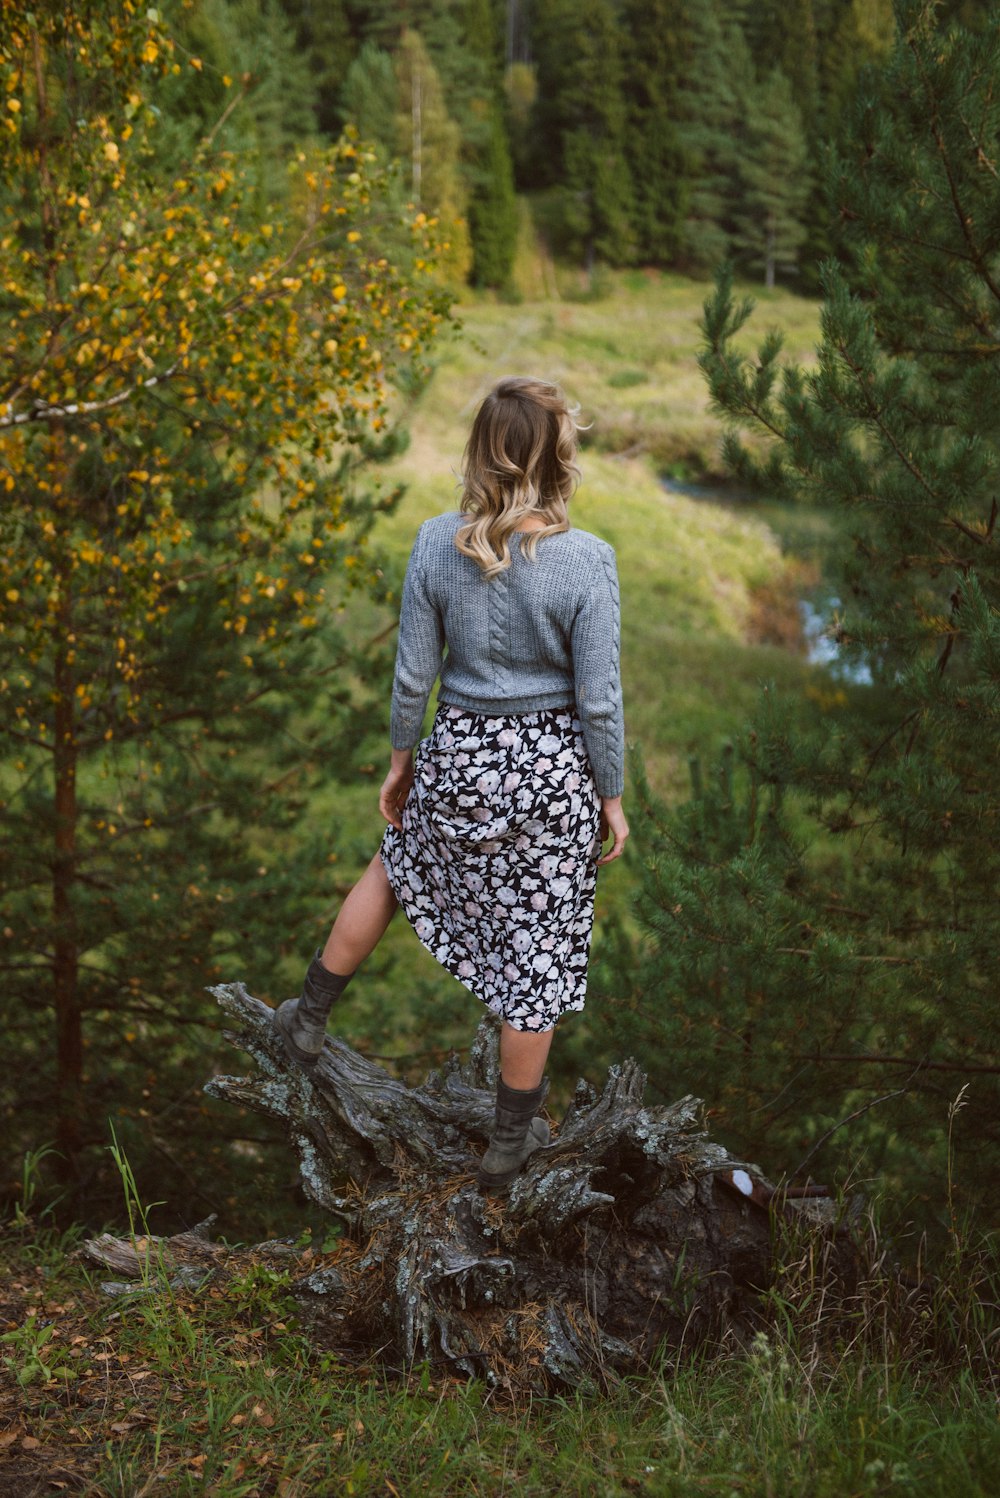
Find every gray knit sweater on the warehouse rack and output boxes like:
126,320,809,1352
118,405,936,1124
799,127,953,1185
389,511,625,797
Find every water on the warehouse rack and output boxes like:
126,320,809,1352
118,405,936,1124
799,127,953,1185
799,595,873,684
659,476,874,684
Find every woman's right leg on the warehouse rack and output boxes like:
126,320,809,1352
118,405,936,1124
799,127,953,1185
320,851,398,974
274,851,397,1068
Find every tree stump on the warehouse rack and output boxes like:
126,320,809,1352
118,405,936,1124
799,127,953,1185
82,983,859,1390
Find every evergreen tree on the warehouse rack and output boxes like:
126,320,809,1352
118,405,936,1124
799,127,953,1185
208,0,318,192
275,0,355,135
529,0,635,268
159,0,318,204
357,0,492,141
342,40,400,150
821,0,896,125
619,0,689,265
674,0,755,271
468,105,519,286
503,59,537,183
462,0,519,289
629,0,1000,1227
741,0,820,120
342,0,513,287
0,3,449,1202
734,68,812,286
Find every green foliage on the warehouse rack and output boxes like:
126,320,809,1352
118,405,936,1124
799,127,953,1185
734,68,812,286
394,28,473,282
620,0,689,264
468,105,518,287
528,0,636,268
275,0,355,136
742,0,820,119
0,1,450,1213
251,0,908,287
674,0,755,271
341,40,399,150
2,1312,80,1388
625,0,1000,1229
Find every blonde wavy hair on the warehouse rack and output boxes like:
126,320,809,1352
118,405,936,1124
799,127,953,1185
455,376,582,579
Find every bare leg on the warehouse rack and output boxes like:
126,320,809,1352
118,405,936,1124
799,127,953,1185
320,852,398,975
499,1023,554,1090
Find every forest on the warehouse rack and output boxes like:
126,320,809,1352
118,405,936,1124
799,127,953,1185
175,0,904,291
2,0,999,1492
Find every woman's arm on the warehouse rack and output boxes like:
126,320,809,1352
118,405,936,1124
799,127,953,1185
569,544,626,800
598,794,629,865
389,524,445,754
379,746,415,829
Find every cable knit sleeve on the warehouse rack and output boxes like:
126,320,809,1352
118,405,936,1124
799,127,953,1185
389,523,445,750
569,543,625,798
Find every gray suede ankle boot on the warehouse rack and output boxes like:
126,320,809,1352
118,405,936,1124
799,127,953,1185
477,1077,550,1193
272,950,352,1070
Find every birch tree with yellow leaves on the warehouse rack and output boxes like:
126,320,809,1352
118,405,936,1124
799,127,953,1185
0,1,449,1192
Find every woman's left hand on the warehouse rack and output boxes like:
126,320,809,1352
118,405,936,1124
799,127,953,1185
379,749,415,829
597,795,629,865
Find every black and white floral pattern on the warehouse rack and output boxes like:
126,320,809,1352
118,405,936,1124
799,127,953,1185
380,705,602,1032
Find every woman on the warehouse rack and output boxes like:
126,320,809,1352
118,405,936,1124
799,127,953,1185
273,376,628,1192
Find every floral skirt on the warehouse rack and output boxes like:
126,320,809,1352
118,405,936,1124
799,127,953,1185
380,705,602,1032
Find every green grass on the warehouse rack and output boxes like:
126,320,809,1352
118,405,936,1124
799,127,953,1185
3,1212,998,1498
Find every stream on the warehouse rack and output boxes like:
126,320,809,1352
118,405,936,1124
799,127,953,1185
660,476,873,684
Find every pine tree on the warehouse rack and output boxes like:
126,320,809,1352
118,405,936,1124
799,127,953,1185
529,0,635,269
344,1,509,287
741,0,820,120
275,0,355,135
619,0,689,265
162,0,318,204
468,105,518,286
342,40,400,150
734,68,812,286
673,0,755,271
629,0,1000,1228
462,0,519,290
503,59,536,183
0,3,449,1197
820,0,896,125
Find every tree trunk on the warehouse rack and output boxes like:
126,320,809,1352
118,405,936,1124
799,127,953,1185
53,531,81,1165
765,214,776,290
184,983,861,1390
411,55,422,204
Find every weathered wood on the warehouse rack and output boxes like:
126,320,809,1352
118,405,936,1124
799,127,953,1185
93,982,861,1390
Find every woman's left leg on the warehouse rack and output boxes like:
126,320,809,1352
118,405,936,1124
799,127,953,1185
499,1023,553,1090
274,851,397,1068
